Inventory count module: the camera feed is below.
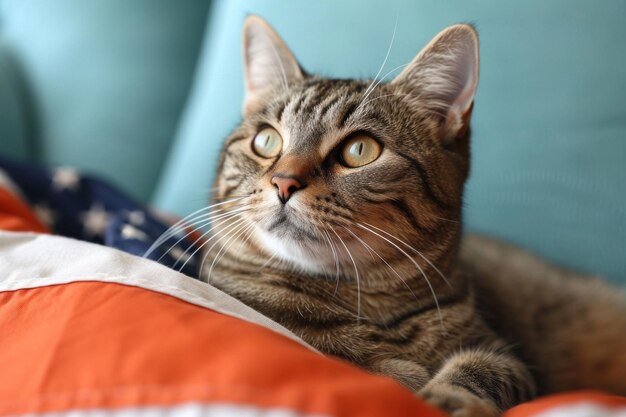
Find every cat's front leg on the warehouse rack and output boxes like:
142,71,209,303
419,348,536,417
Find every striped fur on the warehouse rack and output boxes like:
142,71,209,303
201,17,626,416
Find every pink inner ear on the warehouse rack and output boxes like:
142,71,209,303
451,36,479,114
412,26,477,144
442,41,479,142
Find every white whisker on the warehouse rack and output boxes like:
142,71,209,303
361,92,410,107
329,226,361,321
161,205,253,265
186,216,249,277
186,201,275,274
209,221,256,279
363,221,451,287
357,63,410,111
144,196,248,257
361,16,398,102
356,222,444,330
322,228,341,295
342,225,418,301
175,214,248,270
205,219,256,282
259,247,279,271
150,197,247,246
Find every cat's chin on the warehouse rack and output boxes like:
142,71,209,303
253,227,335,274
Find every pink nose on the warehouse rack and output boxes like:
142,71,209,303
271,176,303,203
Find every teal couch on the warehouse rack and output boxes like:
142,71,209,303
1,0,625,284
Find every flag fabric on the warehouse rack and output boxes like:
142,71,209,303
0,157,202,278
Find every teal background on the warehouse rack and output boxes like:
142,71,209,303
0,39,29,159
1,0,625,283
0,0,210,201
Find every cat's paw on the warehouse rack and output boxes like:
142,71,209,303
419,383,500,417
366,358,430,391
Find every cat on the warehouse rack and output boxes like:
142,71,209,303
199,15,626,417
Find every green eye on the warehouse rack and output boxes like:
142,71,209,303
252,127,283,158
341,135,382,168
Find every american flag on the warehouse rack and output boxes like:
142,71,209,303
0,157,202,279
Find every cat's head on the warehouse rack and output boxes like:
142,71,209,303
212,16,478,278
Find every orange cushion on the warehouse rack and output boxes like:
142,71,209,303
506,391,626,417
0,281,442,417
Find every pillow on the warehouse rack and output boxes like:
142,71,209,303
154,0,626,284
0,231,441,417
0,0,210,202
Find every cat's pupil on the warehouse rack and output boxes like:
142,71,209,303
264,135,271,147
357,142,364,155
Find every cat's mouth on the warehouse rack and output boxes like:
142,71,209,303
265,208,323,243
253,206,339,273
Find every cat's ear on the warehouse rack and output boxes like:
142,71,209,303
391,24,479,145
242,15,303,115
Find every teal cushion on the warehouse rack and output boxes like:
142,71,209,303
0,0,210,202
155,0,626,284
0,39,30,159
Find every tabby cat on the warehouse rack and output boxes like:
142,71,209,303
201,16,626,416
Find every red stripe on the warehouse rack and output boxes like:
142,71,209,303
0,282,442,417
0,188,49,233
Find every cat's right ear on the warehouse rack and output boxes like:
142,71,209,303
242,16,303,115
391,24,479,145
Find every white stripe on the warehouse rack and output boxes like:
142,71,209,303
532,402,626,417
0,231,314,351
10,402,330,417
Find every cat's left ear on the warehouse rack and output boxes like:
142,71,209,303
242,16,303,115
391,24,479,145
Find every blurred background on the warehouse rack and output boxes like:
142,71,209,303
0,0,624,283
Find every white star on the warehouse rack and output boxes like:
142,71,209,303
52,167,80,192
80,203,109,237
121,224,148,241
169,246,195,265
33,203,57,227
127,210,145,226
